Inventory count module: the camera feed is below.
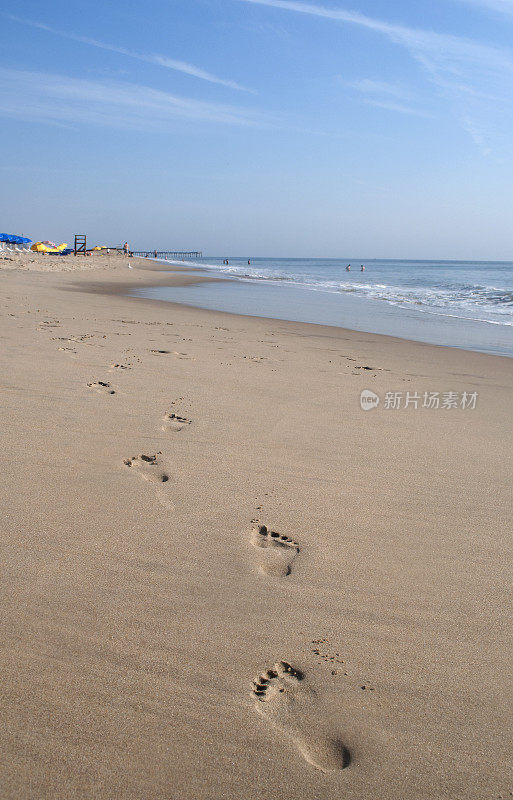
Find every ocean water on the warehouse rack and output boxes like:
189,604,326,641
132,257,513,357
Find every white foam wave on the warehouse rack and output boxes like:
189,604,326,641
204,262,513,326
144,256,513,327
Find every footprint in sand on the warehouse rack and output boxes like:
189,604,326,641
251,661,350,771
159,349,195,360
87,381,115,395
251,524,299,577
123,453,173,509
58,346,77,357
150,348,193,359
162,412,191,432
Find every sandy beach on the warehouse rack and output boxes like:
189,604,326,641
1,251,512,800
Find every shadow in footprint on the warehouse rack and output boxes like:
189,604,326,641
251,661,350,772
162,412,191,432
123,453,173,509
251,524,299,577
88,381,115,395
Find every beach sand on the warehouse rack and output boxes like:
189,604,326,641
1,251,512,799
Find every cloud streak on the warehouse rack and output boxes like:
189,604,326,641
363,99,433,118
338,78,412,99
238,0,513,73
0,69,266,130
339,78,431,117
239,0,513,152
6,14,255,93
456,0,513,15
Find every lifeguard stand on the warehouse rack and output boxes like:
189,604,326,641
74,234,86,256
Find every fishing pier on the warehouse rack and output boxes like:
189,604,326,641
133,251,202,260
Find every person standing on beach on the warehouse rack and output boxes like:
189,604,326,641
154,249,157,259
123,241,129,255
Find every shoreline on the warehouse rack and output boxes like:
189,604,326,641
72,257,513,365
1,252,512,800
140,255,513,355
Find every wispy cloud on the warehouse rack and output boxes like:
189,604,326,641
338,77,431,116
239,0,513,151
0,69,266,130
6,14,255,93
363,100,433,118
460,115,492,154
238,0,513,74
455,0,513,15
338,78,411,99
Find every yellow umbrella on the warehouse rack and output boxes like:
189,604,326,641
31,242,68,253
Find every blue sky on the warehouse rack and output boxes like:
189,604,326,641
2,0,513,257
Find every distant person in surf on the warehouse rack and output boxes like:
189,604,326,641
361,265,365,271
248,259,251,265
346,264,351,271
154,250,157,258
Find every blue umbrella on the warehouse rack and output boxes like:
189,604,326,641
0,234,32,244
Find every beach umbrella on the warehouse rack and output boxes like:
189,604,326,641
0,233,32,244
31,241,67,253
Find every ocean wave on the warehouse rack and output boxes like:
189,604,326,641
150,257,513,327
158,257,221,270
204,261,513,325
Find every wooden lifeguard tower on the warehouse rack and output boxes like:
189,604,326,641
74,234,86,256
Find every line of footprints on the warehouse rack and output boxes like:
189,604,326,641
250,525,350,771
88,376,349,772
